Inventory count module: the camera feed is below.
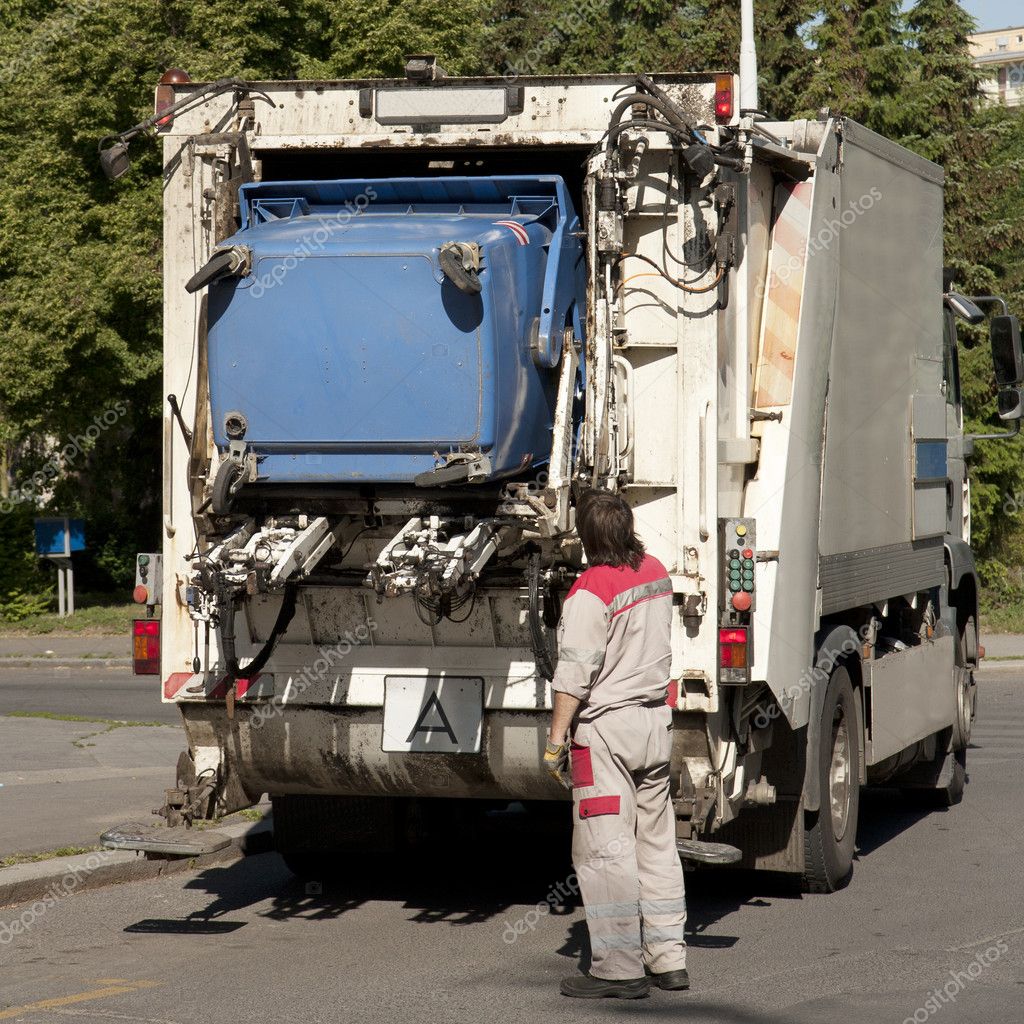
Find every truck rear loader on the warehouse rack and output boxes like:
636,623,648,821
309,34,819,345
103,52,1024,893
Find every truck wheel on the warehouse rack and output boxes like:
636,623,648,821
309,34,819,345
804,665,860,893
951,616,977,752
211,459,242,514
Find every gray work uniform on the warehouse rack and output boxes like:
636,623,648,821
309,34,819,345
551,554,687,981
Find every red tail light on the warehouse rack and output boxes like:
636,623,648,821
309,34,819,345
719,626,748,668
714,74,734,123
155,68,191,128
133,619,160,675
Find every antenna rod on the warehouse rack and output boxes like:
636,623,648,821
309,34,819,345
739,0,759,112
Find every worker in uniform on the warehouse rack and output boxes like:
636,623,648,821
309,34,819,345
543,489,689,999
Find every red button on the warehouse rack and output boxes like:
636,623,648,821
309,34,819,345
732,591,752,611
742,548,753,559
133,585,150,604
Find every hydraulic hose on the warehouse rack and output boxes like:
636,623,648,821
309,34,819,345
243,583,299,679
608,75,744,170
528,552,556,682
636,74,695,133
216,579,241,680
605,118,743,171
217,582,298,684
605,93,696,158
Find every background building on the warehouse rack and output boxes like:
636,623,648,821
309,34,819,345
970,26,1024,106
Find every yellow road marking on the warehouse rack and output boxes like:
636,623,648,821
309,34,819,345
0,981,159,1020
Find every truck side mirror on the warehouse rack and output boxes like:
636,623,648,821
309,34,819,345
946,292,986,325
991,314,1023,387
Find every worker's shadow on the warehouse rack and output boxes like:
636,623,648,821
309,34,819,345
555,866,796,971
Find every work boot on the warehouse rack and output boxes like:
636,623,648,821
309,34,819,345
559,973,651,999
650,967,690,991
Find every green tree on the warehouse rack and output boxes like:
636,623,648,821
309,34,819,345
0,0,487,594
902,0,983,161
1,0,1021,609
858,0,915,137
950,105,1024,583
797,1,870,119
481,0,741,78
756,0,815,117
897,3,1024,585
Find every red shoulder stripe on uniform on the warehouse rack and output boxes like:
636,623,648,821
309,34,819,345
567,554,670,606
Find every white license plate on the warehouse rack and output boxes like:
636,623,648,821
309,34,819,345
382,677,484,754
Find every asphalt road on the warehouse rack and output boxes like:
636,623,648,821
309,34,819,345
0,665,179,724
0,665,1021,1023
0,667,183,857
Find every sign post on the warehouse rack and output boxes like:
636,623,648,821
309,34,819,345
34,518,86,618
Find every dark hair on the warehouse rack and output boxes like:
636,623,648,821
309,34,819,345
575,489,645,571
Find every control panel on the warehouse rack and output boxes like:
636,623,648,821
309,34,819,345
720,518,756,615
133,553,162,609
718,518,755,685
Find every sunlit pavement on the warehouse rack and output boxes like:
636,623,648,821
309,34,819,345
0,666,1021,1024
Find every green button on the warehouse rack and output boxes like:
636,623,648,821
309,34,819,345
742,581,754,592
743,572,754,583
743,558,754,569
730,559,741,570
730,581,741,592
138,554,150,566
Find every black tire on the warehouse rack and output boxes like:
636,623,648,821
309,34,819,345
804,665,860,893
211,459,242,514
951,616,977,752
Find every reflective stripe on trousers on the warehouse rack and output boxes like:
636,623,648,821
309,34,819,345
571,703,687,980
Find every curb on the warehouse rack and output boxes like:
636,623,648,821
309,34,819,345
0,658,131,669
0,817,274,912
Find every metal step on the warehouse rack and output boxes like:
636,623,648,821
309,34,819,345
676,838,743,865
101,821,233,857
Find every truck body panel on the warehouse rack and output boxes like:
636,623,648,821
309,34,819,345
141,71,996,882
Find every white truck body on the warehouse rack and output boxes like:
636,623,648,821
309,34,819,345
144,70,1004,886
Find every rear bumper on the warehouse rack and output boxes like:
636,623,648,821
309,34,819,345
181,704,567,802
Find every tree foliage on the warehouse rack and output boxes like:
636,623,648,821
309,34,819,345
0,0,1021,597
0,0,487,597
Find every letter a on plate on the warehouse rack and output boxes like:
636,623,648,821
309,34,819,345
407,691,458,744
382,677,484,753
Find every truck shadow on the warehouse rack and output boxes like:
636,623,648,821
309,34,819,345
170,807,800,947
854,787,947,859
146,789,939,939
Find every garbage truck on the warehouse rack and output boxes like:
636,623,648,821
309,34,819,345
101,50,1023,892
